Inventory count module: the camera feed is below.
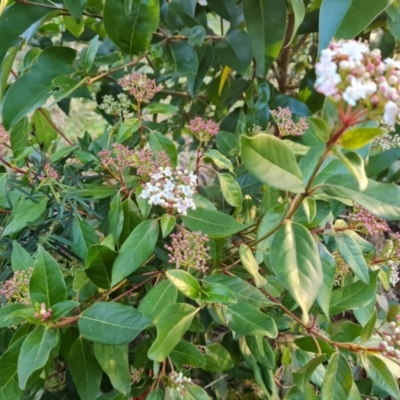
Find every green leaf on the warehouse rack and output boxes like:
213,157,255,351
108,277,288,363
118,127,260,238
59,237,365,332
182,208,243,239
160,214,176,238
104,0,159,56
188,44,215,97
289,0,306,45
329,271,378,315
2,46,76,129
31,108,57,150
51,300,79,320
241,134,305,193
360,309,377,343
149,131,178,167
64,0,87,23
94,343,131,395
108,193,124,244
146,389,164,400
336,0,391,40
225,303,278,337
83,35,100,71
1,46,19,101
317,243,336,318
166,270,201,299
339,127,385,150
75,184,115,199
239,244,266,287
322,177,400,220
71,217,99,261
0,304,26,328
85,245,118,289
18,326,58,390
63,15,84,37
201,282,237,304
243,0,287,75
245,336,275,369
205,275,273,308
11,241,33,272
0,2,53,72
293,355,326,393
52,76,91,104
144,103,178,115
78,302,151,345
2,197,48,237
363,354,400,400
216,130,239,157
204,149,233,171
116,118,140,143
29,245,66,307
138,280,178,323
255,201,289,263
270,221,323,320
120,199,142,244
203,343,234,372
70,337,102,400
170,341,206,367
335,150,368,191
111,220,159,285
217,172,243,207
184,384,211,400
163,42,198,76
336,232,370,284
318,0,352,52
321,353,352,400
215,29,252,75
148,303,198,361
0,337,24,400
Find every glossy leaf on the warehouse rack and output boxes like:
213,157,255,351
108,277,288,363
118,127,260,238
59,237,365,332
243,0,287,75
239,244,266,287
148,303,198,361
71,217,99,261
78,302,151,345
70,337,102,400
203,343,234,372
321,353,353,400
360,309,377,343
339,127,385,150
29,245,67,307
241,134,305,193
104,0,159,56
166,269,201,299
149,131,178,166
270,221,323,320
111,220,159,285
204,149,233,171
170,341,206,367
217,172,243,207
18,326,58,389
11,241,33,272
245,336,275,369
225,303,278,338
293,355,326,393
64,0,87,23
317,243,336,318
94,343,131,395
163,42,198,76
138,280,178,323
160,214,176,238
182,208,243,239
108,192,124,244
83,35,100,72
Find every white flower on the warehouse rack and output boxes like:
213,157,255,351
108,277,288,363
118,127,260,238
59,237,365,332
139,189,150,199
384,58,400,71
176,200,186,214
180,185,193,197
315,72,341,96
342,78,368,106
340,41,368,61
185,198,196,210
151,172,163,181
164,166,172,177
189,172,197,185
164,179,175,192
149,192,163,205
384,101,399,126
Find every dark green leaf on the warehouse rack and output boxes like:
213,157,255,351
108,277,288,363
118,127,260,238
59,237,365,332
94,343,131,395
170,341,206,367
360,309,377,343
111,220,159,285
85,245,118,289
120,199,142,244
64,0,87,23
203,343,234,372
245,336,275,369
149,131,178,166
71,217,99,261
201,282,237,304
83,35,100,71
108,193,124,244
18,326,58,389
293,355,326,393
29,245,67,307
51,300,79,320
70,337,102,400
104,0,159,56
225,303,278,337
182,208,243,239
78,302,151,345
163,42,198,76
11,241,33,272
317,243,336,318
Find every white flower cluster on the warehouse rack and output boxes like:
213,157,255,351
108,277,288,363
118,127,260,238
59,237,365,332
99,93,131,116
388,260,400,286
315,40,400,126
139,166,197,215
168,371,192,396
374,132,400,150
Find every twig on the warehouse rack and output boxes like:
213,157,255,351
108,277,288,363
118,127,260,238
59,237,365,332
38,108,72,145
204,374,228,389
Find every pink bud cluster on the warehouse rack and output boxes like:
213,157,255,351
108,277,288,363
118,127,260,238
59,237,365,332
0,268,32,305
189,117,219,141
136,149,171,179
37,163,59,181
315,40,400,126
380,317,400,359
165,230,210,273
139,167,197,215
270,107,309,136
99,143,136,172
34,302,52,321
348,204,390,236
118,73,161,104
0,123,9,144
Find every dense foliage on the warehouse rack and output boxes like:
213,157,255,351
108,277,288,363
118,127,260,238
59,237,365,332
2,0,400,399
